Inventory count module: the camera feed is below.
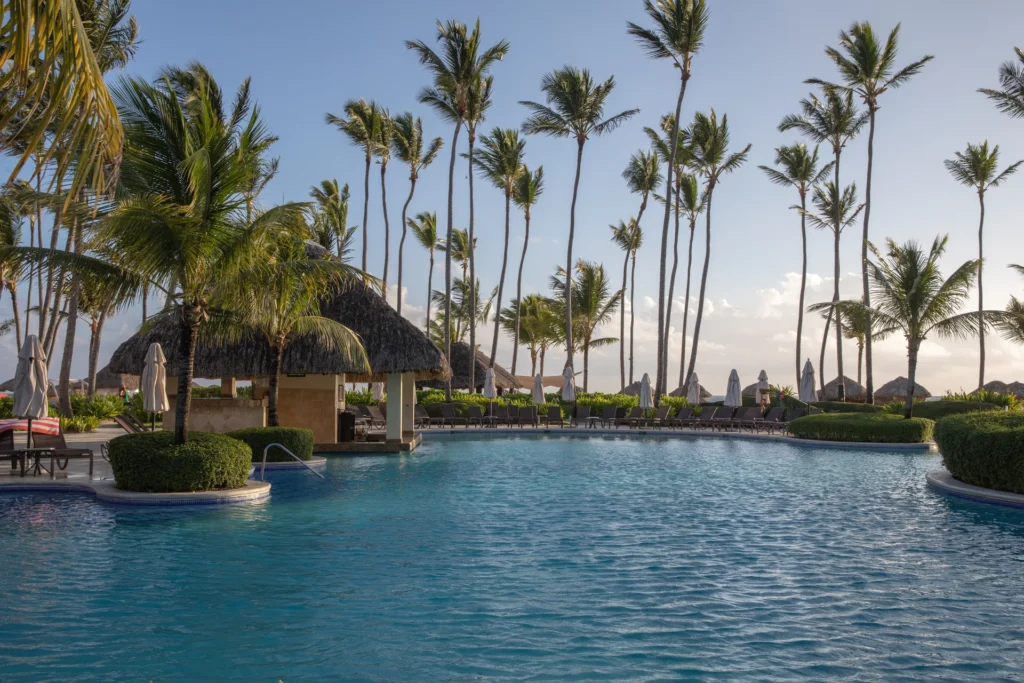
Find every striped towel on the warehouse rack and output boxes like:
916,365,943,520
0,417,61,435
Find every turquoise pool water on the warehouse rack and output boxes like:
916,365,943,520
2,435,1024,681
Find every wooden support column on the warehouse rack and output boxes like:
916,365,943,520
386,373,403,442
402,372,415,435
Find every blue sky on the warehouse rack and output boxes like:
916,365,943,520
4,0,1023,395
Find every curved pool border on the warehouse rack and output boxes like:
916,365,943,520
258,456,327,471
0,478,271,506
926,470,1024,509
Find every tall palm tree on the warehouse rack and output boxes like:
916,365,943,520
758,142,833,386
521,67,637,373
441,227,474,339
810,23,933,405
409,211,441,332
375,109,394,297
675,174,704,390
551,260,622,391
620,149,662,387
683,110,751,385
780,88,867,399
628,0,709,403
472,126,525,368
610,218,643,386
430,277,494,346
407,19,509,401
944,142,1021,389
464,74,493,392
980,48,1024,118
814,236,999,418
309,179,351,258
822,300,897,386
500,294,551,376
391,112,444,316
510,164,544,375
325,98,382,274
801,182,864,396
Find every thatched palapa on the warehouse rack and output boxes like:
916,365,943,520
873,376,931,402
419,342,518,391
88,365,139,393
821,376,867,402
982,380,1024,398
668,384,711,400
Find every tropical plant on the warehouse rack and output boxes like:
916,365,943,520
758,142,833,386
500,293,554,377
610,218,643,388
390,112,443,315
429,277,494,346
809,22,932,404
819,298,896,386
780,87,867,398
407,19,509,401
683,110,751,386
521,66,637,374
944,141,1021,388
409,211,441,332
309,179,351,258
628,0,709,403
0,189,22,343
325,98,383,274
550,260,621,392
510,164,543,375
979,47,1024,118
674,174,704,390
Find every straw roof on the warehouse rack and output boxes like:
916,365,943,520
88,365,139,392
668,384,711,400
418,342,519,391
619,381,643,396
514,374,564,388
821,375,867,401
108,279,449,382
983,380,1009,394
873,376,931,401
1008,382,1024,398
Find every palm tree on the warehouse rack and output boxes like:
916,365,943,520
521,67,637,374
780,88,867,399
814,236,997,418
550,260,621,391
809,23,933,405
758,142,833,386
500,294,552,376
944,141,1022,389
409,211,441,332
407,19,509,401
620,149,662,387
464,75,493,393
0,189,23,343
309,179,351,258
683,110,751,385
510,164,544,375
441,227,474,340
999,265,1024,344
375,109,394,297
628,0,709,403
390,112,443,316
610,218,643,386
980,48,1024,118
325,98,382,274
472,127,526,368
430,277,494,345
801,182,864,396
675,174,704,390
823,300,897,386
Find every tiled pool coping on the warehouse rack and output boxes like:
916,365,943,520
0,477,271,506
926,470,1024,509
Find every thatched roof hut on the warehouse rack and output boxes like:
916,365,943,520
619,381,643,396
87,365,139,393
1008,382,1024,398
668,384,711,400
419,342,518,391
873,376,931,402
108,280,449,382
821,375,867,401
983,380,1009,394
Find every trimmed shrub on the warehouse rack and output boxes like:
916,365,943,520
787,412,934,443
910,400,999,421
812,401,884,414
60,415,100,433
227,426,314,462
935,412,1024,493
107,431,252,493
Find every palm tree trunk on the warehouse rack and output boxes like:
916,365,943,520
832,149,846,401
663,186,681,390
862,108,877,404
35,196,44,337
678,219,696,390
87,308,107,399
39,178,64,343
57,222,82,417
361,150,371,274
565,139,585,371
443,119,463,402
977,189,986,390
857,340,863,386
904,338,920,419
796,193,808,388
174,309,201,445
467,131,477,392
43,214,76,356
23,213,33,346
630,196,648,388
380,162,390,298
583,337,590,392
618,249,628,390
819,307,832,395
529,348,537,376
6,282,21,344
490,192,511,367
540,346,546,377
142,283,148,322
685,186,714,384
511,209,531,375
397,177,417,315
268,343,283,427
656,74,688,405
425,251,434,332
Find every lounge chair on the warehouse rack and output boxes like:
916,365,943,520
571,405,591,427
1,430,24,475
691,406,718,430
600,406,618,428
518,406,538,427
754,407,786,433
414,405,431,428
618,407,642,428
486,404,509,427
439,403,468,428
30,430,94,479
711,407,738,431
507,405,520,426
647,405,672,428
777,407,806,433
731,406,764,431
114,412,148,434
542,405,564,427
468,405,485,427
667,407,694,428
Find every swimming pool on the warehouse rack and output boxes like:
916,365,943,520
2,435,1023,681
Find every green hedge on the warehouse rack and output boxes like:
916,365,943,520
227,427,314,462
908,400,999,421
787,412,934,443
934,412,1024,494
107,431,252,493
812,401,884,414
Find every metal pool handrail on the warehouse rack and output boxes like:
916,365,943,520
259,443,326,481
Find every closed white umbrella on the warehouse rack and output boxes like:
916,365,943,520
482,368,497,399
757,369,770,406
686,372,701,405
141,343,169,431
639,372,654,409
13,335,48,448
798,359,817,403
372,382,384,401
561,366,576,403
725,369,742,408
531,374,545,405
